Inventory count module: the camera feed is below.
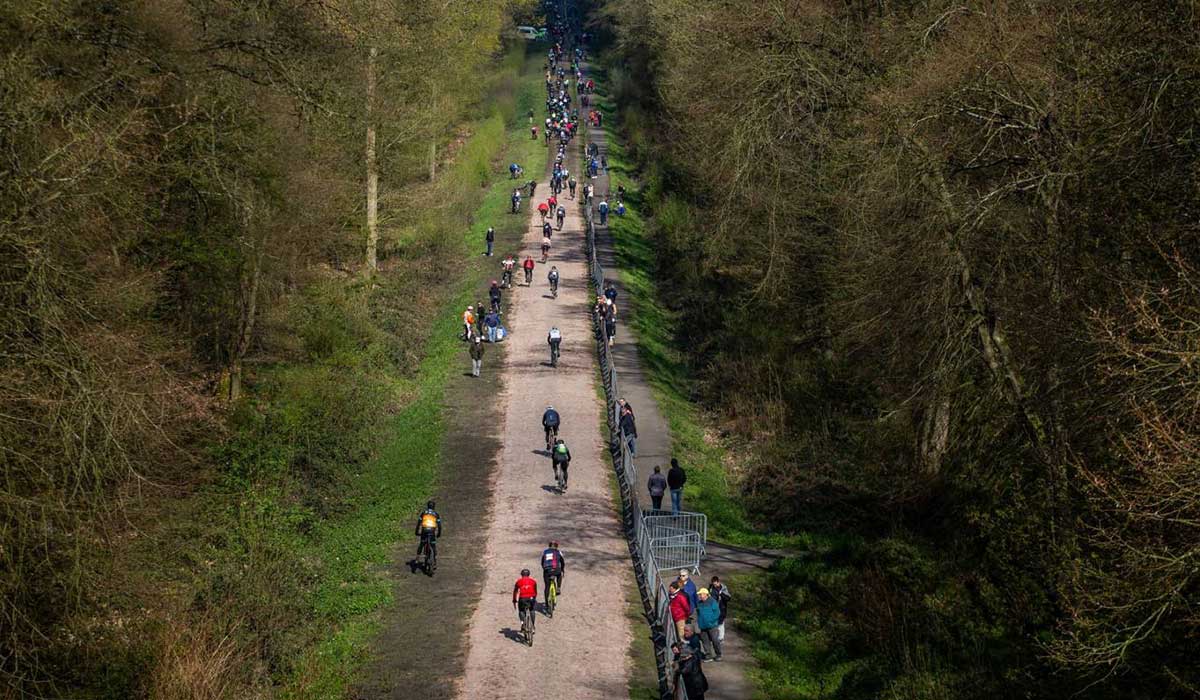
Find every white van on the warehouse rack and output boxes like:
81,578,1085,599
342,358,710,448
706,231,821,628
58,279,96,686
516,26,540,40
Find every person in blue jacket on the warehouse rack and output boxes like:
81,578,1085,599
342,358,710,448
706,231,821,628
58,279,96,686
695,588,723,661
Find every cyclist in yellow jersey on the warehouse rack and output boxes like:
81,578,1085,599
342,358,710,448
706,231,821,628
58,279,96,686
415,500,442,560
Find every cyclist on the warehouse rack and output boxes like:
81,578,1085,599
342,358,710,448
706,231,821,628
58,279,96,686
513,568,538,633
538,200,550,223
568,176,577,199
523,255,536,285
551,437,571,490
542,541,566,599
541,234,551,263
542,405,561,449
501,254,516,288
547,266,560,297
547,325,562,365
556,205,566,230
542,221,553,240
489,280,502,313
414,500,442,563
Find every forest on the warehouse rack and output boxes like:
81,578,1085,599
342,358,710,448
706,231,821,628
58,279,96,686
593,0,1200,697
1,0,540,697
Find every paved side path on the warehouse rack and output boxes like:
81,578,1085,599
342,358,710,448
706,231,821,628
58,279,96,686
455,132,631,698
586,65,759,700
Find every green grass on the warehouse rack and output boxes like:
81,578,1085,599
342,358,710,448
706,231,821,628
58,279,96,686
591,80,802,552
590,64,860,700
280,49,550,698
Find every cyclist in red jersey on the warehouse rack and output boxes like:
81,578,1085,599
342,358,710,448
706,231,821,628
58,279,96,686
513,568,539,630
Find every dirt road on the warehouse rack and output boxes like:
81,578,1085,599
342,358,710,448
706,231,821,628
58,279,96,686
455,137,632,697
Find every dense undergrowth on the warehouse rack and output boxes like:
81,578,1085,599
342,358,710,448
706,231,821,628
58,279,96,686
0,0,546,693
590,1,1200,698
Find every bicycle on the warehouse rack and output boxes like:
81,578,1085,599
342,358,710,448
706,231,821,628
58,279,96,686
544,425,559,450
419,536,437,575
520,605,535,646
550,341,560,367
553,462,566,492
546,579,558,618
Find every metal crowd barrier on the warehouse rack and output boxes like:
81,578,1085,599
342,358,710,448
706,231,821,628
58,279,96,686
582,196,707,700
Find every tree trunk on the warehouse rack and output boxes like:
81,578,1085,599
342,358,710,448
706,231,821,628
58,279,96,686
365,46,379,274
229,230,266,402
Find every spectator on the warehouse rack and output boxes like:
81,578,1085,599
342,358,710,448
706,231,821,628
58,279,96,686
468,337,484,377
604,281,617,305
668,458,687,513
598,198,609,225
620,406,637,457
672,644,708,700
677,569,700,624
605,312,616,347
668,581,691,641
475,300,486,338
485,226,495,256
484,310,500,343
462,305,475,341
648,465,668,510
681,625,702,656
710,576,732,643
511,188,521,214
695,588,723,661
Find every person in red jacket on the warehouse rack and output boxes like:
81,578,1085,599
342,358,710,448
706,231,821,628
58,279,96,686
537,200,550,223
513,568,539,634
523,255,536,285
669,580,691,640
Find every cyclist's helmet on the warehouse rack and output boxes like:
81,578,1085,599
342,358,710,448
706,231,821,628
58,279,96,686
521,568,531,577
551,540,559,548
491,279,498,285
426,500,435,510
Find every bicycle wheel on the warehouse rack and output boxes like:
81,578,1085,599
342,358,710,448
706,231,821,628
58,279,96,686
547,581,557,618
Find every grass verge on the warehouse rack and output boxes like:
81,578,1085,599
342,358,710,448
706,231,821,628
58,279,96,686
281,48,550,698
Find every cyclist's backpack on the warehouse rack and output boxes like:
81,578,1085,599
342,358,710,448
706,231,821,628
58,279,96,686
543,549,561,570
554,442,568,457
549,327,561,340
420,512,437,530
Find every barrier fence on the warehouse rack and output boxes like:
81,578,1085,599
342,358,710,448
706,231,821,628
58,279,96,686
583,199,707,700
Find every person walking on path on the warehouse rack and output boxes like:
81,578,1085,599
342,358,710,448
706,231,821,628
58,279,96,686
469,336,484,377
695,588,723,661
648,465,668,510
677,569,700,625
620,405,637,457
668,458,687,513
598,198,609,225
485,226,495,256
673,645,709,700
668,581,691,641
710,576,732,643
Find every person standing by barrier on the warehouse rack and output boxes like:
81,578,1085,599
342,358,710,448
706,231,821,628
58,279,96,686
672,644,709,700
669,581,691,641
677,569,699,626
648,465,667,510
620,404,637,457
695,588,723,661
709,576,732,643
485,226,495,256
668,457,687,513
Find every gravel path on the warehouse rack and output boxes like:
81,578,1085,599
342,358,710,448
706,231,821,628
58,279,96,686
455,135,632,698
